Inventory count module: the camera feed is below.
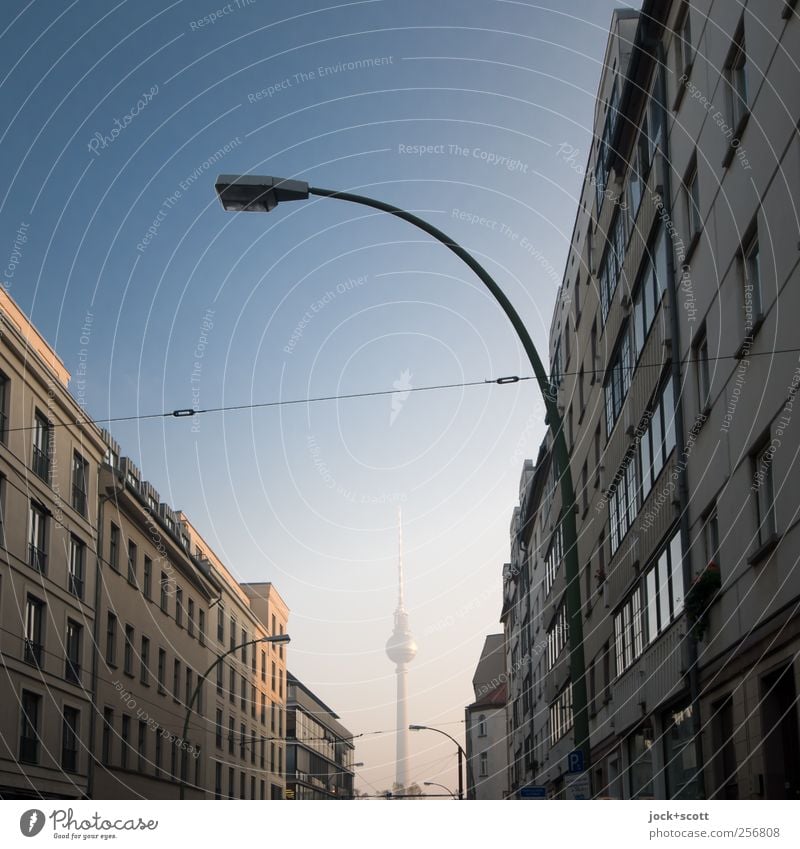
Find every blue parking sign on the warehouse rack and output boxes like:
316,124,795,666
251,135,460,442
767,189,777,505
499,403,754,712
567,750,584,773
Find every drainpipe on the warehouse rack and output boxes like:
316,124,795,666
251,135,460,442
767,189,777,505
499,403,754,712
655,45,706,800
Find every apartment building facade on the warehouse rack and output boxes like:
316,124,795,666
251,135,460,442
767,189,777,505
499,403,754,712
464,634,509,799
0,289,107,799
504,0,800,800
285,672,356,799
0,288,291,800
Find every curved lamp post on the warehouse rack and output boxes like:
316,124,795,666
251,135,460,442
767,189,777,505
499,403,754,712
409,724,471,800
214,174,590,782
424,780,457,799
179,633,290,800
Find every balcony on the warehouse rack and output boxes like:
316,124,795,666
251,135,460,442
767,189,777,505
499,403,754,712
24,639,43,667
28,544,47,574
32,445,50,481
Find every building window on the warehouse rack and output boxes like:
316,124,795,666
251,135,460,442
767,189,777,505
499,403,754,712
632,226,668,360
143,556,152,599
155,727,162,777
711,696,738,799
547,601,569,671
157,648,166,694
71,451,89,516
544,522,563,599
644,529,685,644
663,703,700,798
549,682,574,746
215,761,223,799
109,523,120,571
599,211,626,324
229,665,235,703
743,230,762,331
138,720,147,772
674,1,693,79
19,690,41,764
68,536,85,599
682,156,701,243
123,625,135,676
188,599,195,637
216,709,223,749
28,501,48,573
175,587,183,627
102,708,113,765
241,674,247,710
639,376,677,502
479,751,488,777
32,411,51,481
261,649,266,682
216,661,223,695
752,440,777,546
198,609,205,645
609,452,638,556
65,619,82,684
229,616,236,652
228,717,235,755
725,22,748,131
160,572,169,612
694,328,710,413
627,726,655,798
121,714,130,769
614,585,644,675
241,629,248,663
702,503,720,567
140,636,150,686
186,667,193,712
604,327,633,437
239,723,246,759
0,370,8,443
24,595,44,667
106,613,117,666
173,659,181,702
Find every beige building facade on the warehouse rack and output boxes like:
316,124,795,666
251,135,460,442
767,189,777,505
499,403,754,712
0,288,291,800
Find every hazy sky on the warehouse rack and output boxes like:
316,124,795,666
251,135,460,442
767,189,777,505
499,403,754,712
2,0,630,794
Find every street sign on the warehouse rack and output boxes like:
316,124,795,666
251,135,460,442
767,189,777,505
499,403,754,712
565,772,591,800
567,749,585,773
519,786,547,799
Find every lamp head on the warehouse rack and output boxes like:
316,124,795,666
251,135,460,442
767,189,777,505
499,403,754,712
215,174,309,212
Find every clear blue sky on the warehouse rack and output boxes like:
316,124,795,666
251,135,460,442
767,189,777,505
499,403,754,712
1,0,629,793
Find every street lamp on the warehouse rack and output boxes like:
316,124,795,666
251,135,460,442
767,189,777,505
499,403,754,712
409,724,470,800
179,633,291,799
424,780,457,799
214,174,591,780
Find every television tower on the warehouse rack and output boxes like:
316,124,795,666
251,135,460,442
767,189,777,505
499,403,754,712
385,507,417,790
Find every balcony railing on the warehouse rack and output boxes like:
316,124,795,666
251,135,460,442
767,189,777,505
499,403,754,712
32,445,50,481
29,544,47,574
24,639,43,667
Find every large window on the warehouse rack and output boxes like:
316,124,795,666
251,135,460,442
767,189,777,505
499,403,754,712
68,536,85,599
752,441,777,546
614,585,643,676
609,453,638,556
544,522,563,599
639,377,677,502
694,328,710,413
61,707,79,772
547,601,569,671
549,682,574,746
65,620,82,684
28,501,48,573
24,595,44,667
632,226,668,358
19,691,41,764
32,411,51,481
599,211,626,324
743,231,762,329
644,530,685,644
725,23,748,131
0,370,8,443
71,451,88,516
106,613,117,666
595,78,620,212
604,328,633,436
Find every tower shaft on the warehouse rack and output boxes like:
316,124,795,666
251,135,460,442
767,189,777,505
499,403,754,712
395,663,409,790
